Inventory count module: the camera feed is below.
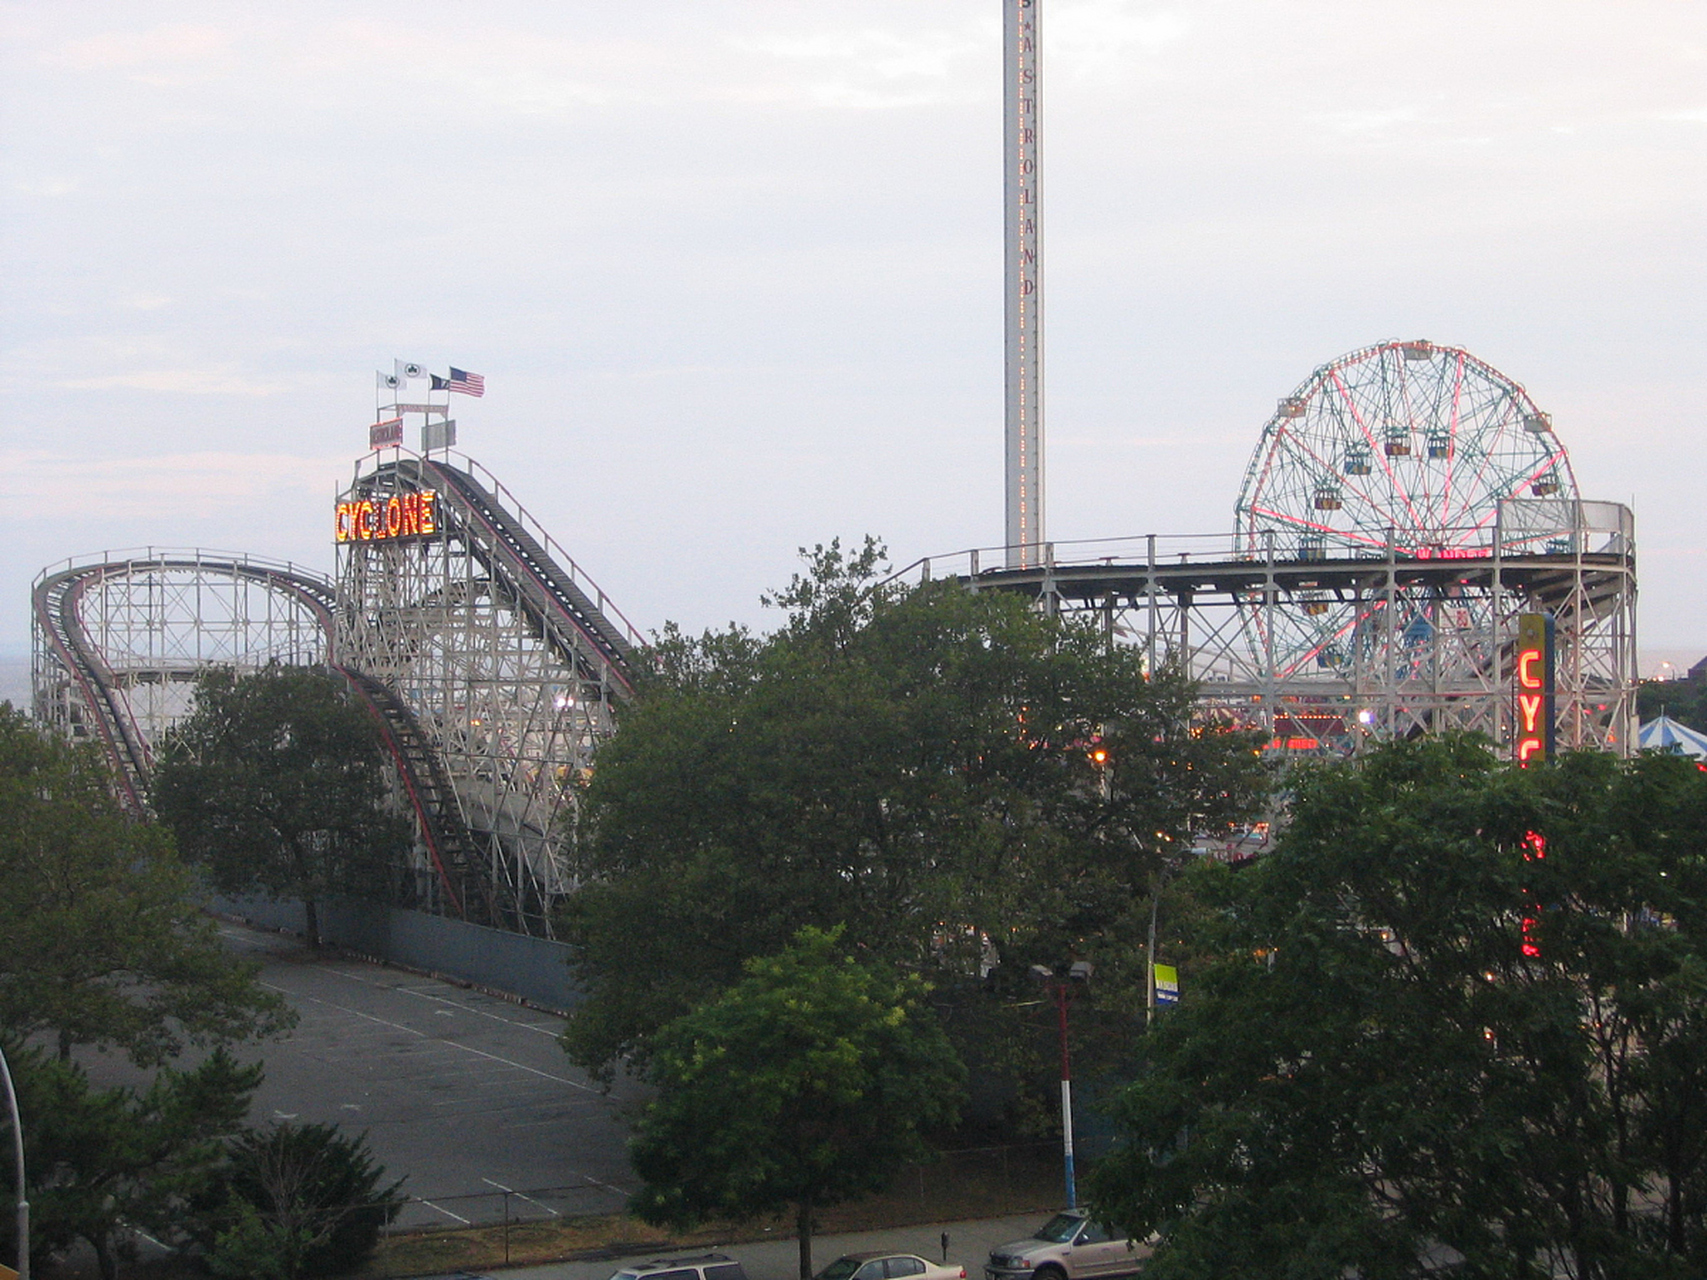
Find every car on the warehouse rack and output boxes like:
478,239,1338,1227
816,1251,967,1280
607,1253,750,1280
984,1208,1151,1280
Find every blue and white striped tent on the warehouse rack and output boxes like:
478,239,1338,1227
1637,714,1707,760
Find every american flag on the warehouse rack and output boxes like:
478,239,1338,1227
448,367,485,398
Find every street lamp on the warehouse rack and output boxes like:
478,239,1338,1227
0,1044,28,1280
1031,960,1092,1208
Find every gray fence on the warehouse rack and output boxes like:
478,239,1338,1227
211,893,581,1012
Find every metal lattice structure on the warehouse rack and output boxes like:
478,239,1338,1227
31,550,337,813
899,343,1636,758
27,343,1637,940
334,449,643,936
1235,340,1576,682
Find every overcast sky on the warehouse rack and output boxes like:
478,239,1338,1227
2,1,1704,663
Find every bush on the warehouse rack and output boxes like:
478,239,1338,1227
193,1121,404,1278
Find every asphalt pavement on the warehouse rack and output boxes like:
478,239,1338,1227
62,922,1070,1280
420,1213,1049,1280
78,921,643,1231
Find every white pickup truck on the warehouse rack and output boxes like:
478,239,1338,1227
984,1210,1151,1280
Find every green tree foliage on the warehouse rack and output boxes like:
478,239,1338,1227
0,1045,261,1280
192,1121,404,1279
1090,736,1707,1280
0,706,291,1063
153,665,411,947
1637,673,1707,733
562,539,1267,1081
629,926,966,1279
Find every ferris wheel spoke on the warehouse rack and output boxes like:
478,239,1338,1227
1438,351,1468,532
1328,368,1423,534
1245,505,1390,552
1438,391,1515,530
1275,599,1375,680
1440,396,1545,533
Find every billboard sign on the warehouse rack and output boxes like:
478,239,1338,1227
422,419,457,452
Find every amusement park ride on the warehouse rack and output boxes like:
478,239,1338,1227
27,1,1637,935
929,339,1637,760
27,338,1639,936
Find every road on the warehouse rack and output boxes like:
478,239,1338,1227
420,1212,1052,1280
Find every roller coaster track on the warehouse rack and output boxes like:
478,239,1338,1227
382,455,641,694
32,553,339,814
332,665,484,920
32,552,481,914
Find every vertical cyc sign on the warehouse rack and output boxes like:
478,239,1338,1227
1514,612,1555,766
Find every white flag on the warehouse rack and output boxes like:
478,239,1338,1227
377,370,401,390
396,359,426,382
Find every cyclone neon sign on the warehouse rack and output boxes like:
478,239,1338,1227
335,490,439,543
1514,612,1554,765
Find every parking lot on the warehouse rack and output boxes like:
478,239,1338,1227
161,922,639,1230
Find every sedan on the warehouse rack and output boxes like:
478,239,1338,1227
816,1252,967,1280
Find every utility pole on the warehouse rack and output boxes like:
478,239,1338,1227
1032,962,1089,1208
0,1045,29,1280
1005,0,1044,568
1053,979,1076,1208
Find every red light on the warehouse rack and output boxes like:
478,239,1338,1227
1518,831,1545,957
1518,651,1543,689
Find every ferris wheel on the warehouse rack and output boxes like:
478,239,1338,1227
1233,340,1576,679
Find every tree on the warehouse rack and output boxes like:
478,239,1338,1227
561,539,1268,1082
1089,736,1707,1280
628,926,966,1279
192,1121,405,1279
0,706,292,1063
153,665,411,947
0,1045,261,1280
1638,673,1707,733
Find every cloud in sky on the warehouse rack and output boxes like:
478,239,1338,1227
1,0,1704,657
58,370,291,395
0,450,343,520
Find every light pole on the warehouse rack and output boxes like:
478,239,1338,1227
0,1045,28,1280
1031,961,1091,1208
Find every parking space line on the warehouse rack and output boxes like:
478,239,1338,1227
579,1171,632,1197
481,1176,563,1217
319,965,564,1037
260,983,602,1094
419,1199,472,1224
